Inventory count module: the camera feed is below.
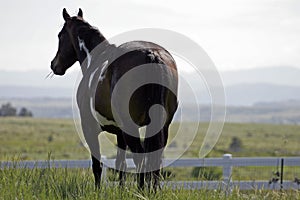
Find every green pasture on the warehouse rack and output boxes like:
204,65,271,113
1,118,299,160
0,166,299,200
0,118,300,199
1,118,300,181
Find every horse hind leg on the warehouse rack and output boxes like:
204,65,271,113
144,125,169,191
122,130,145,189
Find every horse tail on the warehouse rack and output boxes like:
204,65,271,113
144,50,178,142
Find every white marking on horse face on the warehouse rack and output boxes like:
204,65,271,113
78,37,92,68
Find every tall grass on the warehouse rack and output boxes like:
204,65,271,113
0,164,299,200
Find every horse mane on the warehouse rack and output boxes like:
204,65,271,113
72,18,108,49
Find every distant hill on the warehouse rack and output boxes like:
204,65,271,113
0,85,73,98
0,97,73,118
2,83,300,106
1,66,300,87
221,66,300,86
1,97,300,125
179,82,300,106
0,69,79,89
1,66,300,106
225,83,300,105
180,66,300,105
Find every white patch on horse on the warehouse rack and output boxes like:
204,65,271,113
88,68,97,88
78,37,92,68
99,60,108,81
95,111,118,127
88,98,117,127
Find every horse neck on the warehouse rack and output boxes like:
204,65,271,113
71,27,110,74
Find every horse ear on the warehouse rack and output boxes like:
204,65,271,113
78,8,83,18
63,8,70,21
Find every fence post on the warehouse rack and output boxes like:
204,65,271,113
223,154,232,193
101,156,107,182
280,158,284,190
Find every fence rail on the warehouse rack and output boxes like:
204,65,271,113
1,154,300,190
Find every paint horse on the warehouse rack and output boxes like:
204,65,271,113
50,8,178,189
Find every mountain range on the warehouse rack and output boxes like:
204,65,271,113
1,66,300,106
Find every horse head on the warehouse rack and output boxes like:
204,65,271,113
50,8,83,75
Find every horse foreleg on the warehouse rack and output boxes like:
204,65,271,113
116,134,127,186
83,130,102,188
91,154,102,188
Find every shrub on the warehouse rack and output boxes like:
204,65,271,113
18,107,33,117
191,167,222,180
0,103,16,116
229,136,243,152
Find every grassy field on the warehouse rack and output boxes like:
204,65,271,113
1,117,299,160
0,117,300,199
1,166,300,200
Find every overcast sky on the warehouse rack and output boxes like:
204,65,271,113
0,0,299,72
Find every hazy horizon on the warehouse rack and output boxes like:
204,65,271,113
1,0,300,107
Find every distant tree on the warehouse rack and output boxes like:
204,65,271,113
229,137,243,152
0,103,17,117
18,107,33,117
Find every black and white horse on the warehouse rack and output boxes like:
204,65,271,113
50,8,178,189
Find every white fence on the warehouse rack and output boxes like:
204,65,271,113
1,154,300,190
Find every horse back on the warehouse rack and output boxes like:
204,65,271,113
95,41,178,128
